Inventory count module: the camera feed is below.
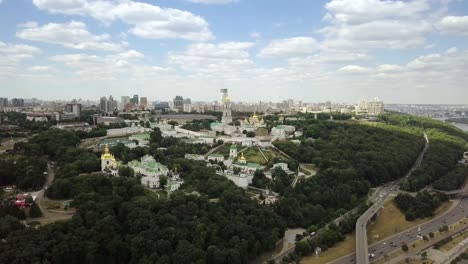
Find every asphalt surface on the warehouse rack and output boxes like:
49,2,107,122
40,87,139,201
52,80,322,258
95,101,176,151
354,182,400,264
354,133,430,264
333,187,468,264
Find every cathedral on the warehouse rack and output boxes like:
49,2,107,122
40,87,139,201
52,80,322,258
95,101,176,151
101,144,118,176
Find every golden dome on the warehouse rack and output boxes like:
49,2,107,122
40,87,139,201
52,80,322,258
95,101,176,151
239,152,246,161
101,144,113,160
224,96,231,103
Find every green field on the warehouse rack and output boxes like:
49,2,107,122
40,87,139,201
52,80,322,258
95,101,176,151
301,233,356,264
368,198,453,244
214,145,289,165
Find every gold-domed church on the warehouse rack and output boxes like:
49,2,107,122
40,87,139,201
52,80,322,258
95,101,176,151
101,144,118,176
242,112,265,131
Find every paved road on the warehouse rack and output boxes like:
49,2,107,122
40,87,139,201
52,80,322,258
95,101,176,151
30,162,74,224
354,182,400,264
354,132,430,264
267,185,385,263
333,185,468,264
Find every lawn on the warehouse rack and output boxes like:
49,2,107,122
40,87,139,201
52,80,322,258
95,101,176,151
213,143,242,158
301,233,356,264
215,145,289,165
242,147,269,165
368,198,453,244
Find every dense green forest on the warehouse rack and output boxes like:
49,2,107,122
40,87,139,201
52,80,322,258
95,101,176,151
0,155,47,190
1,167,285,263
433,166,468,191
1,113,466,263
273,120,425,227
394,191,449,221
1,129,285,263
382,114,468,191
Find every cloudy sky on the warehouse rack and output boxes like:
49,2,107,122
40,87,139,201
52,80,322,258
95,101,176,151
1,0,468,103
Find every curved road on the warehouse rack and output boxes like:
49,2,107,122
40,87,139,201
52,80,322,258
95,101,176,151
30,162,74,224
332,186,468,264
354,131,430,264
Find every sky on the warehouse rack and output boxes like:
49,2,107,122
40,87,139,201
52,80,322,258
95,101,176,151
0,0,468,104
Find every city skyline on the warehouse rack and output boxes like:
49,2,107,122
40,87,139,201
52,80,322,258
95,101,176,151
1,0,468,103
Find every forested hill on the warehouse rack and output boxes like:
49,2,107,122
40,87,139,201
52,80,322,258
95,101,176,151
0,166,286,264
274,113,467,228
381,114,468,191
1,130,286,264
273,118,426,227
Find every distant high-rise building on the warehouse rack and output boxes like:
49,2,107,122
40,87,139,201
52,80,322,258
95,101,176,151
0,98,8,108
221,89,232,124
173,96,184,112
100,95,117,113
183,98,192,113
140,97,148,108
132,94,139,105
11,98,25,107
65,103,82,117
121,96,130,109
153,102,169,110
368,98,384,116
100,96,108,112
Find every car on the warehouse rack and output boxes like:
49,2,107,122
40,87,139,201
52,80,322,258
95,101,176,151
369,254,375,258
383,242,387,245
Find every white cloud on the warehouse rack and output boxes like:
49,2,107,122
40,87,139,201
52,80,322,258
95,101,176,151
287,52,371,67
321,0,433,50
437,16,468,37
187,0,239,4
49,50,167,80
114,50,144,60
376,64,403,73
27,65,51,72
258,37,319,58
17,21,123,51
0,42,40,77
168,42,255,75
32,0,214,41
339,65,371,73
0,42,40,61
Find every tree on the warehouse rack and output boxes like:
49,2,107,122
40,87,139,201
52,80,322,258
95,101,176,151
401,243,409,252
28,202,42,218
429,232,434,239
160,175,168,190
246,131,256,138
233,167,241,174
118,166,135,177
150,128,162,144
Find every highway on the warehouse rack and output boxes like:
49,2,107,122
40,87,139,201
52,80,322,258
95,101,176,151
354,182,399,264
354,132,430,264
333,184,468,264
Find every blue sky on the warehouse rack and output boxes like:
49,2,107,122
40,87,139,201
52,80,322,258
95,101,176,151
1,0,468,104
